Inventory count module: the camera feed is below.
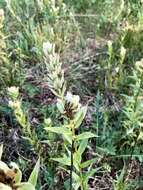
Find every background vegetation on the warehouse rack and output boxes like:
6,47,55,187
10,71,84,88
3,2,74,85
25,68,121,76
0,0,143,189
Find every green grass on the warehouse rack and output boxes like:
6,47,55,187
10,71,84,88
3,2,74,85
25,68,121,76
0,0,143,189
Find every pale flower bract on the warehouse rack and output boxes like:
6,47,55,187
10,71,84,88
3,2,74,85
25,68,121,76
0,183,12,190
8,86,19,100
43,41,53,56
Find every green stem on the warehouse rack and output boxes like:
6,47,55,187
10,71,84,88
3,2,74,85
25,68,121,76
70,140,74,190
79,168,84,190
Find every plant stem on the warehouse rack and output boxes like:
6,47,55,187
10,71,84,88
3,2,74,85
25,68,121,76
79,168,84,190
70,140,74,190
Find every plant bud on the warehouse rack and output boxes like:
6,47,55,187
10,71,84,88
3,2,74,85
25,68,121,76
8,86,19,100
44,118,52,127
120,46,126,63
43,41,53,56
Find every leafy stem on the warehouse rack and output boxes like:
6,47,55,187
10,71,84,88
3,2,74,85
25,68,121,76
70,139,74,190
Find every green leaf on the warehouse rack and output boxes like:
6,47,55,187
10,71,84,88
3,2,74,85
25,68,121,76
45,126,71,135
116,164,126,184
72,172,81,190
73,153,80,171
72,171,80,182
10,162,22,184
18,182,35,190
81,158,97,168
82,169,99,189
63,133,72,144
45,127,72,144
52,155,70,166
84,169,98,182
74,106,87,128
65,171,81,190
75,139,88,164
77,139,88,157
76,132,96,141
28,158,40,187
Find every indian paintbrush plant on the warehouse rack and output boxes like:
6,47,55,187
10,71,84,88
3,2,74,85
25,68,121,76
121,58,143,161
0,8,23,89
7,86,40,152
0,8,9,88
43,41,97,190
107,40,126,91
0,144,40,190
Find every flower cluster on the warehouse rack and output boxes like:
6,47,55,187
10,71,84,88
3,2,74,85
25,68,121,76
8,87,26,129
57,91,81,119
43,41,66,99
8,86,19,101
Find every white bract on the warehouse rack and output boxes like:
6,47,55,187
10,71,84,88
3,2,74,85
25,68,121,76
120,46,126,58
8,86,19,100
65,92,81,110
0,183,12,190
0,9,4,24
43,41,53,56
136,59,143,72
44,118,52,127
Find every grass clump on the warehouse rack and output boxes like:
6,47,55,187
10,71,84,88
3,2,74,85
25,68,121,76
0,0,143,190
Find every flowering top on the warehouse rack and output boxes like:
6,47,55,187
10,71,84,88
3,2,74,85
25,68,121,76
7,86,19,101
57,91,81,119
